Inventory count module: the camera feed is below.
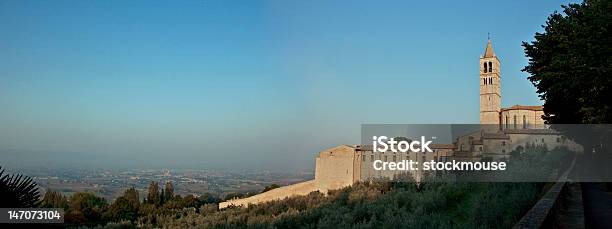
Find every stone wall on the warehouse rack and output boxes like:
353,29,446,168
219,180,317,208
501,109,545,130
314,145,358,192
219,145,360,209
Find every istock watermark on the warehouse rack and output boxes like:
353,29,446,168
371,135,506,171
372,136,433,153
361,124,612,182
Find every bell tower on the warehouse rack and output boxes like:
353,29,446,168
479,36,501,126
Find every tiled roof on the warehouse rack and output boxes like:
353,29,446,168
501,105,544,111
483,40,496,58
504,129,559,135
482,132,510,139
430,144,455,149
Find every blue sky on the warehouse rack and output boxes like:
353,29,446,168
0,0,577,170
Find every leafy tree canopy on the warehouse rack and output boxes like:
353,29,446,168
522,0,611,124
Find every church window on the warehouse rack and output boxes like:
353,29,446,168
505,116,509,129
502,141,506,146
542,138,545,143
362,155,366,162
523,115,527,129
393,155,396,161
484,78,486,85
557,137,560,143
370,155,374,161
514,115,517,129
489,77,492,84
484,63,488,73
488,62,492,72
384,155,387,161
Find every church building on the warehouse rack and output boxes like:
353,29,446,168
479,38,546,129
219,39,581,208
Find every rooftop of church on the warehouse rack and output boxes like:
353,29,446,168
501,105,544,111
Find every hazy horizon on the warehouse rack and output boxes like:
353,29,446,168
0,0,577,170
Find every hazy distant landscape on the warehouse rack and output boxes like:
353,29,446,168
1,0,609,228
5,166,312,201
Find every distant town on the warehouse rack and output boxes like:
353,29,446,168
5,167,313,201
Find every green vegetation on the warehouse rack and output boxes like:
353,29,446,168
0,144,569,228
522,0,610,125
36,181,221,226
0,166,40,207
521,0,611,150
1,145,571,228
38,179,542,228
145,182,542,229
522,0,611,184
261,183,281,193
65,192,107,225
494,144,573,182
38,146,565,228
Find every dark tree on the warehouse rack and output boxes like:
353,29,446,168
522,0,611,124
39,189,68,209
160,188,165,205
0,166,40,207
105,197,139,222
522,0,611,180
197,193,220,205
146,181,160,205
104,188,140,222
164,181,174,201
65,192,107,224
261,183,281,193
181,194,198,208
123,187,140,209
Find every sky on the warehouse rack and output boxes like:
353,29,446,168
0,0,579,170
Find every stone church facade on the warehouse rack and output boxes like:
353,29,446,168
219,39,581,208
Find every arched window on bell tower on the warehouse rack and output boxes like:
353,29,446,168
483,63,487,73
488,62,492,72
